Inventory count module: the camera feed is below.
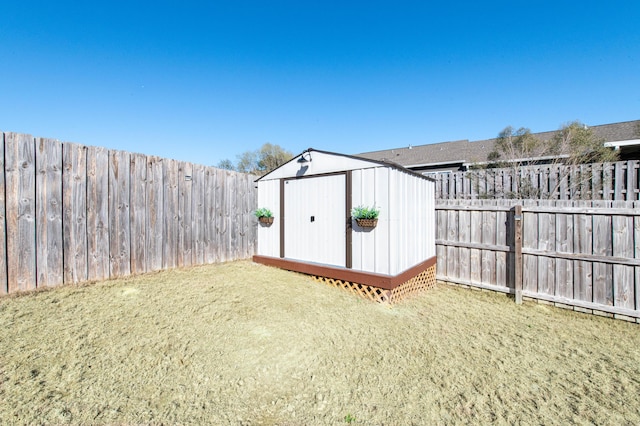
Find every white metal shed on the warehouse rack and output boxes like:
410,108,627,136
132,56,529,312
253,149,436,303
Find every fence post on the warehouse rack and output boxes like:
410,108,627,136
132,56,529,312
514,204,523,304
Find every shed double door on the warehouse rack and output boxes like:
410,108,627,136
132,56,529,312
284,174,346,267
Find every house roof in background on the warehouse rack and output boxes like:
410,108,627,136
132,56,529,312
356,119,640,168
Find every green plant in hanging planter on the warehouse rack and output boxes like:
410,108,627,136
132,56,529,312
254,207,274,225
254,207,273,218
351,205,380,219
351,205,380,228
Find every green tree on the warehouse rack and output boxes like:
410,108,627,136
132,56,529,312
236,143,293,175
478,121,619,199
216,159,236,171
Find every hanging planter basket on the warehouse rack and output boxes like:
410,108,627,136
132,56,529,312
355,218,378,228
258,216,274,225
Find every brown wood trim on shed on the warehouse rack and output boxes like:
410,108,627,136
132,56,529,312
279,178,285,258
345,170,352,269
278,171,352,267
253,255,436,290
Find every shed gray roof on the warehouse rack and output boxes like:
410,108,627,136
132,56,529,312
356,119,640,167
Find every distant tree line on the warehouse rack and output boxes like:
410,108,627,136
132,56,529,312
216,143,293,176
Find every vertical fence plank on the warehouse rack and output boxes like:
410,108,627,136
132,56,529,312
495,209,507,287
592,201,613,305
86,146,110,281
603,164,614,201
237,172,249,259
614,162,624,201
469,209,482,284
574,212,593,302
635,207,640,310
108,150,131,278
192,164,205,265
537,211,552,295
6,133,36,291
522,210,538,293
481,210,497,285
230,172,240,260
0,134,7,294
178,161,193,267
555,201,573,298
62,142,87,284
436,207,447,278
130,153,147,274
458,209,471,284
216,169,226,262
146,156,163,271
612,203,634,309
446,209,458,280
629,161,639,201
204,168,215,263
163,159,178,269
36,137,63,287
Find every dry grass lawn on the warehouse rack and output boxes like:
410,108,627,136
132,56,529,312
1,260,639,425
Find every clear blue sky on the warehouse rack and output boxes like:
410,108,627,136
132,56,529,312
1,1,638,166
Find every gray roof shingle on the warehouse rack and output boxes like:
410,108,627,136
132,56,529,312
356,119,640,167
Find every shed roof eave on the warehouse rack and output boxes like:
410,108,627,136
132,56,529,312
604,139,640,148
404,160,467,169
257,148,436,182
468,154,572,167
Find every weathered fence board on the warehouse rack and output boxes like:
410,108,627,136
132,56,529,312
130,153,147,274
458,209,471,284
522,210,537,293
635,215,640,310
216,170,231,262
592,203,613,305
554,202,573,299
163,158,179,269
436,199,640,321
469,209,482,285
204,168,215,264
191,164,205,265
178,161,193,268
108,150,131,277
36,137,63,287
62,143,87,284
0,134,7,293
481,210,496,286
87,146,109,281
146,156,164,272
6,133,36,291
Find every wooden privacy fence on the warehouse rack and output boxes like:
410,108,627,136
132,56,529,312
430,160,640,201
436,199,640,321
0,131,257,295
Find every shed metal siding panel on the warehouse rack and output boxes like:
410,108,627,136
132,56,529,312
387,169,435,275
284,174,346,267
351,167,390,275
256,180,280,258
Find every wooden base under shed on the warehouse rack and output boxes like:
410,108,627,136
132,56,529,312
252,255,437,304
